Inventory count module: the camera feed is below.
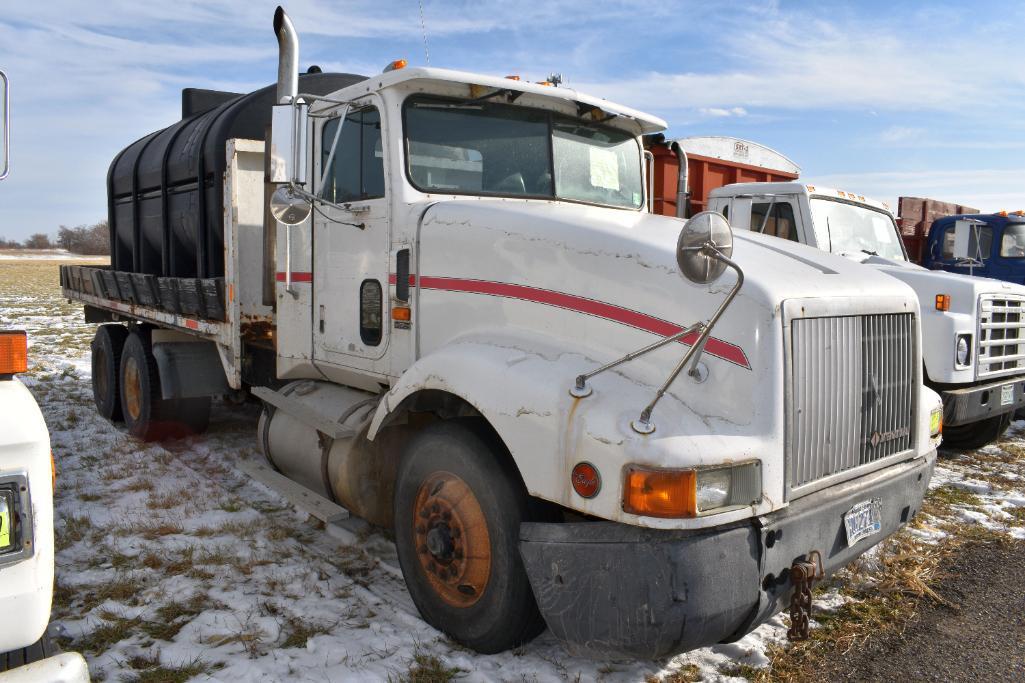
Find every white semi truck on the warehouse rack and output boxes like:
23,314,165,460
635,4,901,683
61,8,941,658
699,164,1025,449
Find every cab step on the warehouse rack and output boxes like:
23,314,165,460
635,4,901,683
238,458,349,524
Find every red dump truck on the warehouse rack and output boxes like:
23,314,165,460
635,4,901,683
897,197,980,264
647,135,800,218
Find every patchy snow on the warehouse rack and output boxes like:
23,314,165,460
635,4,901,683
0,249,108,261
4,261,1025,682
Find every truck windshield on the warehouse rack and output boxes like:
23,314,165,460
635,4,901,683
404,96,643,209
810,197,906,261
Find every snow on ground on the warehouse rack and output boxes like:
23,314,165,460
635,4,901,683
3,260,1025,682
0,249,108,261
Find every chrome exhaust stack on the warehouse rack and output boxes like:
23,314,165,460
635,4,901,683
273,6,299,104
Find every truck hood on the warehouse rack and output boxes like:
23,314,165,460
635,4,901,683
419,199,921,311
863,254,1025,311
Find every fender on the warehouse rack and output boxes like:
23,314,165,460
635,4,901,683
367,331,783,529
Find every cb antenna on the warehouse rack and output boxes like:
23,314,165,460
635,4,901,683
417,0,431,65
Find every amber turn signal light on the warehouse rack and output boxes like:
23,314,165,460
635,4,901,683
623,465,696,518
392,306,412,322
935,294,950,311
0,330,28,375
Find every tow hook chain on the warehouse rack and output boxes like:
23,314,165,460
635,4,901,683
787,550,825,641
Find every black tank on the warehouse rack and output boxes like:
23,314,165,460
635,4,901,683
107,72,366,278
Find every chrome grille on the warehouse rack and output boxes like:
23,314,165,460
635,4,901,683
789,313,915,492
977,295,1025,379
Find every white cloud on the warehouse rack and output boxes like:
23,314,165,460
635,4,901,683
699,106,748,118
879,126,926,144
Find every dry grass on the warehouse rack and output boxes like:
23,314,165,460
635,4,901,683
399,645,466,683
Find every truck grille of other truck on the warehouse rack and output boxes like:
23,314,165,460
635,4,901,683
976,294,1025,379
789,313,916,493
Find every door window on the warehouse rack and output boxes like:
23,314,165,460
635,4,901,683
751,202,798,241
941,225,993,259
320,107,385,203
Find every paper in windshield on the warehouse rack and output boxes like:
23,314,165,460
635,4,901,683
589,147,620,191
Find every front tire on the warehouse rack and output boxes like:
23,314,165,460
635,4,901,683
941,412,1012,450
393,420,544,654
91,324,128,421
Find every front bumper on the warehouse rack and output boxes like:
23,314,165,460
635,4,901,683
519,450,936,659
938,376,1025,426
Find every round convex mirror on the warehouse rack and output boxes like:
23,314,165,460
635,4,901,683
676,211,734,283
270,186,312,226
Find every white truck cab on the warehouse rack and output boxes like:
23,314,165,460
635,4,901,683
62,7,941,659
0,332,89,681
710,182,1025,449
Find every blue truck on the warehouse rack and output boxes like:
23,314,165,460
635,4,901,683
920,211,1025,283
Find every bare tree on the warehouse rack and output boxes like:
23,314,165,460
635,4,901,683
24,233,52,249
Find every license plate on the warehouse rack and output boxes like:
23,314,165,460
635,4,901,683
843,499,882,547
1001,383,1014,406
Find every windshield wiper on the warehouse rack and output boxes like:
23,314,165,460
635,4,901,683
861,249,878,256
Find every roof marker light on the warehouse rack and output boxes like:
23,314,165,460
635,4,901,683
384,59,407,72
806,185,816,192
505,75,521,81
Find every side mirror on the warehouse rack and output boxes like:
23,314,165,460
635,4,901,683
269,185,312,226
677,211,734,283
269,100,309,185
947,219,971,259
0,70,9,181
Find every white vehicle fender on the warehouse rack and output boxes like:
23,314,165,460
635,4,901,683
367,333,576,503
366,332,779,525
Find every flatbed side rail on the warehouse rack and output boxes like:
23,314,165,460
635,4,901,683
60,276,226,340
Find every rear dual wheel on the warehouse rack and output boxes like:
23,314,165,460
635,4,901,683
118,331,210,441
394,421,545,654
91,324,129,421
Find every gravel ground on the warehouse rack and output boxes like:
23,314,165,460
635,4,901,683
823,536,1025,682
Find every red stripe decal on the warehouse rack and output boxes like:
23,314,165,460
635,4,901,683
185,319,199,330
275,272,313,282
394,274,750,369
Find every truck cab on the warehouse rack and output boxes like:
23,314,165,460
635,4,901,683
923,211,1025,285
62,7,942,660
709,182,1025,448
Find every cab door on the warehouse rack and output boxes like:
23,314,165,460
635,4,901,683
312,99,392,371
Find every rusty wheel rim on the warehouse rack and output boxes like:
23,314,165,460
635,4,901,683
123,357,142,421
413,471,491,608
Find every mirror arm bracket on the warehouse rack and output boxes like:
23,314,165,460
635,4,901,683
632,248,744,434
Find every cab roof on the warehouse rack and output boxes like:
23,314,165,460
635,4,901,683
709,181,894,214
315,66,667,135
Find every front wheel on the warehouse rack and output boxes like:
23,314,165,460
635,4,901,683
941,412,1012,450
393,421,545,654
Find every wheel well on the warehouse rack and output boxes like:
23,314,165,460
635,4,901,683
379,390,525,482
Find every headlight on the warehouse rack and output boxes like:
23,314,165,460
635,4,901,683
930,407,943,437
955,334,971,367
623,461,761,518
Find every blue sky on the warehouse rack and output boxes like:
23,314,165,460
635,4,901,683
1,0,1023,240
